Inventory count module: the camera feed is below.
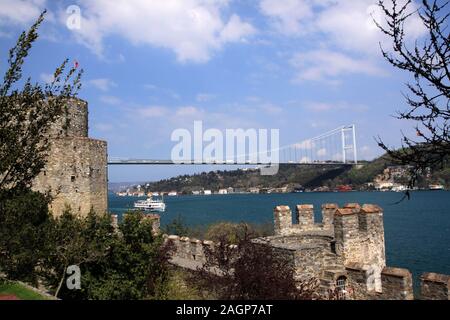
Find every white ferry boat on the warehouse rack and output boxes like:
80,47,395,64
134,196,166,212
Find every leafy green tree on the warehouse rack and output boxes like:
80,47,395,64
0,10,82,193
0,11,83,283
0,190,51,285
42,208,111,298
164,215,190,236
94,212,171,300
55,211,172,300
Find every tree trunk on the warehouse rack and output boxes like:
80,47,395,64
54,265,67,298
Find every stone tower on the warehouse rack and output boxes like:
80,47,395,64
32,98,108,216
334,203,386,291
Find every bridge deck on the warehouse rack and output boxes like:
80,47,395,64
107,159,356,165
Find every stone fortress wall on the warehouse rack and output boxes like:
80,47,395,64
160,203,450,300
32,98,108,216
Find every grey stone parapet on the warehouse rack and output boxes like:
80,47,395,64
164,234,239,271
162,202,450,300
420,272,450,300
345,264,414,300
274,203,384,236
296,204,314,228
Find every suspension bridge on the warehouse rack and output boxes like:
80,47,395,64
108,125,358,166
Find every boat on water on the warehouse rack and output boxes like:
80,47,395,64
429,184,445,191
134,196,166,212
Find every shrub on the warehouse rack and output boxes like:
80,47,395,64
189,224,318,300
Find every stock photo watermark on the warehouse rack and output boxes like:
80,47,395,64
66,5,82,30
171,121,280,175
66,265,81,290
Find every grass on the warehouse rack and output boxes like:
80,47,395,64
0,281,48,300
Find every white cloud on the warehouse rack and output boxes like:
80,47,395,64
259,103,282,114
40,72,54,83
294,140,313,150
99,95,122,106
130,103,259,131
137,106,169,118
245,96,262,103
317,148,327,156
144,84,157,90
259,0,314,35
196,93,216,102
260,0,426,82
0,0,47,25
359,145,376,159
315,0,425,56
220,14,256,43
175,106,202,117
290,49,384,82
259,0,425,50
66,0,256,63
299,156,311,163
145,84,180,100
303,101,370,113
94,123,113,132
88,78,117,92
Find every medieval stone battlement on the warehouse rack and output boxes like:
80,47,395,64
420,272,450,300
164,202,449,300
46,98,89,138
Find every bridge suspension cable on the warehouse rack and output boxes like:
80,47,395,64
108,124,358,165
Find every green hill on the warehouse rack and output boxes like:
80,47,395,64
129,154,450,194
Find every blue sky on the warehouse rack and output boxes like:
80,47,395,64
0,0,429,182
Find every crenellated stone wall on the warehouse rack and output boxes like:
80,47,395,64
346,264,414,300
377,267,414,300
46,98,89,138
273,203,338,235
420,272,450,300
297,204,314,228
163,202,449,300
334,204,386,292
273,205,293,235
322,203,338,228
164,235,237,273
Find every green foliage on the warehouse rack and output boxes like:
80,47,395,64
330,156,391,187
0,10,83,192
204,222,273,244
190,224,319,300
41,208,113,298
0,190,51,285
137,153,450,192
162,269,204,300
54,211,172,300
0,12,172,300
164,216,273,242
164,215,191,236
137,165,354,193
0,194,172,300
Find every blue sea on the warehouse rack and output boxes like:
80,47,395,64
109,191,450,288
